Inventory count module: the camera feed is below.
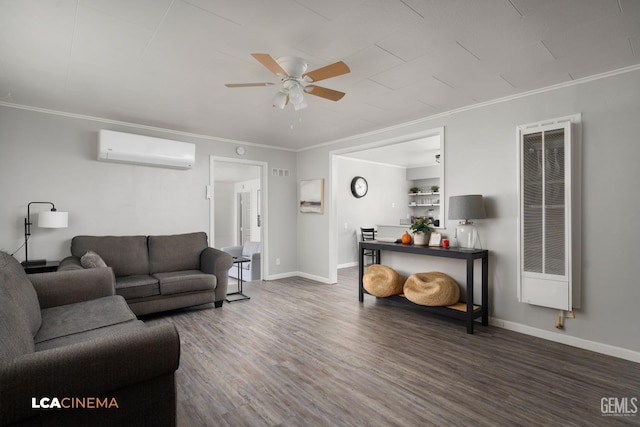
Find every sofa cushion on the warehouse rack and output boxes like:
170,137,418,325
80,250,108,269
116,275,160,300
35,295,137,345
35,319,146,351
71,235,149,277
0,251,41,338
148,232,208,274
153,270,216,295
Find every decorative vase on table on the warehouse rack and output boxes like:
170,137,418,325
413,231,429,246
409,218,432,246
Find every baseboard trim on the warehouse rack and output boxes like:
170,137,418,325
338,261,358,269
265,271,333,284
264,272,298,281
490,317,640,363
296,271,333,284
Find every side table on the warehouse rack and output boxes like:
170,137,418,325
23,261,60,274
226,256,251,302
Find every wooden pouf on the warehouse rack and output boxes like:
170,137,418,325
403,272,460,306
363,264,406,297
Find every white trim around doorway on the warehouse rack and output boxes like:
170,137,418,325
210,156,269,280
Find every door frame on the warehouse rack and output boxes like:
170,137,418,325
210,156,268,280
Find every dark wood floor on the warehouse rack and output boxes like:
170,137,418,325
144,267,640,426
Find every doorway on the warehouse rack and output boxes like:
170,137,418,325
329,127,444,283
210,156,267,278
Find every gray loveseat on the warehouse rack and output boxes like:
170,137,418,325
60,232,233,315
0,251,180,427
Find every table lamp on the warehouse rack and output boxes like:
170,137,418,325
448,195,485,249
22,202,68,267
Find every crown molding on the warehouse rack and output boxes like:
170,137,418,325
2,63,639,154
0,101,296,152
299,63,640,152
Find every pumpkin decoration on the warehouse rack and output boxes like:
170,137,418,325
401,232,412,244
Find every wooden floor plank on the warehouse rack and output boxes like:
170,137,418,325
143,267,640,426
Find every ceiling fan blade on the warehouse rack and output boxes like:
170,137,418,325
304,85,346,101
225,83,274,88
303,61,350,82
251,53,288,76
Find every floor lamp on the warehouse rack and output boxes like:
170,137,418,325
448,195,486,249
22,202,68,267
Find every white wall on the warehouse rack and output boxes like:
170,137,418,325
213,182,235,248
297,68,640,356
0,106,297,278
336,157,410,266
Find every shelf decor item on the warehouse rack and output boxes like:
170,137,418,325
21,201,69,267
409,218,432,245
429,232,442,247
448,195,486,248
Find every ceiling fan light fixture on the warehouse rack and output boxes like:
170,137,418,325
293,98,308,111
227,53,351,110
272,89,288,109
288,82,304,105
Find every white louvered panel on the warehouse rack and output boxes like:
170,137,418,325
544,129,566,276
517,116,580,311
522,132,543,274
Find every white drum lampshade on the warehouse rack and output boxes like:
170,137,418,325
448,195,486,249
38,210,68,228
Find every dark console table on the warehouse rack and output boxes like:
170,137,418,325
358,241,488,334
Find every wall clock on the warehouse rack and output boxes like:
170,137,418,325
350,176,368,198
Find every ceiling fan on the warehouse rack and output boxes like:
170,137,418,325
225,53,350,110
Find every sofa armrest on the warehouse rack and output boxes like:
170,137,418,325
201,247,233,304
58,256,84,271
29,267,116,309
0,323,180,426
250,252,261,263
220,245,243,258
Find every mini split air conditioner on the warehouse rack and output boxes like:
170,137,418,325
98,130,195,170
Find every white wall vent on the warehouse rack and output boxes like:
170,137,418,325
516,114,582,310
98,130,195,170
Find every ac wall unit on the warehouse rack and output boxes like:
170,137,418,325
98,130,195,170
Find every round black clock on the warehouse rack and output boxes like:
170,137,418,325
350,176,368,198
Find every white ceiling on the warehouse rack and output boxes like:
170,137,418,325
1,0,639,151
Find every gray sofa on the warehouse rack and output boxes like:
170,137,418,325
0,250,180,427
60,232,233,315
221,241,261,281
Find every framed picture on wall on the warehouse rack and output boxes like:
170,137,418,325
299,179,324,214
429,232,442,247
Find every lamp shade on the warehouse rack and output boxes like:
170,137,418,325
38,211,68,228
448,195,486,220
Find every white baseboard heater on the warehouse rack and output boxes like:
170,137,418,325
98,130,195,170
